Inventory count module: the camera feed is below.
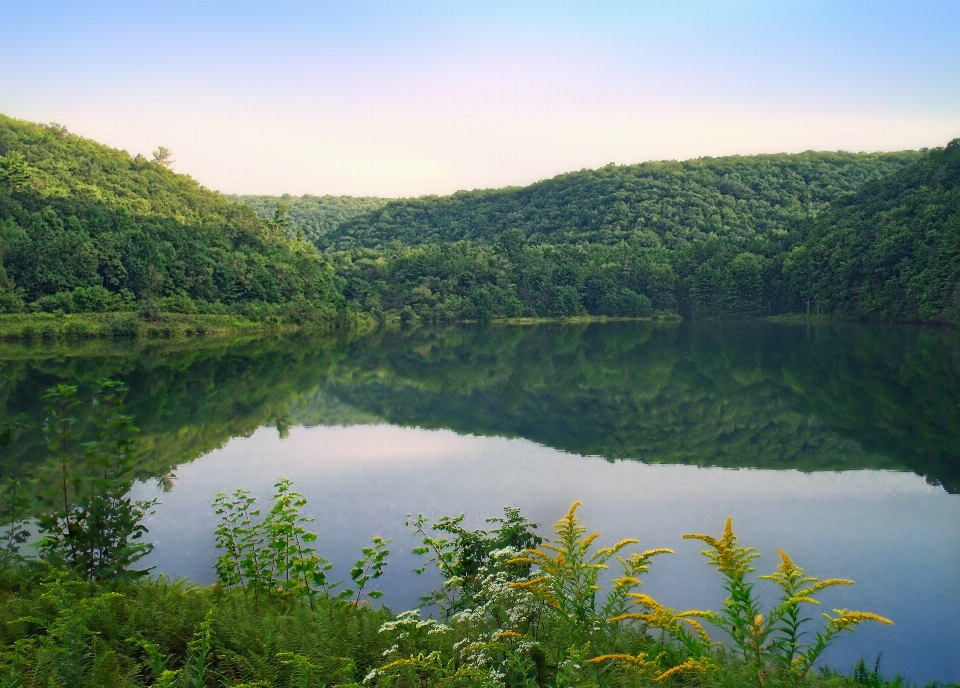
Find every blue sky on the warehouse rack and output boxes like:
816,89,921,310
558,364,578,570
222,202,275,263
1,0,958,196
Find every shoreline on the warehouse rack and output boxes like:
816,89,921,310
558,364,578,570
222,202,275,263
0,311,379,342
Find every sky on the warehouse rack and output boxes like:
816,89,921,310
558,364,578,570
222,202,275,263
1,0,958,197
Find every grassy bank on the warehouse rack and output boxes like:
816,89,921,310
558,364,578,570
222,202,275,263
0,311,379,341
490,312,683,326
763,314,855,325
0,558,945,688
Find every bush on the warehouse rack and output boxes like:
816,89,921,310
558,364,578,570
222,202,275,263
399,305,417,327
504,295,523,318
157,292,198,314
553,285,582,316
621,289,653,317
72,285,121,313
137,299,160,321
32,291,74,314
0,287,24,313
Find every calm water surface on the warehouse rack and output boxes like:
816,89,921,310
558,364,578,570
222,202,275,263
1,322,958,682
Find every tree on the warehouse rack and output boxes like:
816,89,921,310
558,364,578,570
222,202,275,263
37,381,158,580
151,146,174,167
273,201,290,232
0,151,31,191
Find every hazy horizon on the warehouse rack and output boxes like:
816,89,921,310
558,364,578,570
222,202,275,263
2,0,958,198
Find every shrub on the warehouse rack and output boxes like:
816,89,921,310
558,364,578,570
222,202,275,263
137,299,160,321
32,291,74,314
71,285,120,313
157,292,197,314
36,381,157,580
0,287,25,313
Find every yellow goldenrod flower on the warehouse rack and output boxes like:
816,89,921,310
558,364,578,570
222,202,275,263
654,658,708,682
588,653,649,665
640,548,675,558
627,592,662,608
812,578,855,592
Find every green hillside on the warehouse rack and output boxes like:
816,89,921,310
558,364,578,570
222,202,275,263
329,145,960,323
0,114,345,323
228,193,388,246
2,112,956,327
323,151,919,250
785,141,960,323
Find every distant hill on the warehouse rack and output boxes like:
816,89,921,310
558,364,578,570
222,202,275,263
321,151,920,251
229,194,388,246
0,114,344,320
786,140,960,323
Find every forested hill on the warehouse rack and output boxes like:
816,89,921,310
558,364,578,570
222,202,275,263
328,146,960,324
786,140,960,323
0,114,344,320
321,152,920,251
229,194,388,246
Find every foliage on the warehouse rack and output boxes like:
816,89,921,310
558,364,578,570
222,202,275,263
333,240,674,320
351,536,391,606
601,517,893,688
321,152,918,251
406,507,541,614
785,143,960,323
371,503,903,688
3,111,957,326
0,562,391,687
213,480,340,610
35,380,157,580
329,140,958,323
0,114,345,322
509,502,671,635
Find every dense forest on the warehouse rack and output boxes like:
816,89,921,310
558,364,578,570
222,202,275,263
319,152,920,250
0,115,345,323
2,112,958,327
786,141,960,322
241,145,959,324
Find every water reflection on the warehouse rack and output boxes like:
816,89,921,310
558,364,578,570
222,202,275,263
2,322,958,488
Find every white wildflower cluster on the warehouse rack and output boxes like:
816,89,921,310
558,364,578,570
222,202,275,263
447,547,544,687
373,608,452,679
378,609,452,647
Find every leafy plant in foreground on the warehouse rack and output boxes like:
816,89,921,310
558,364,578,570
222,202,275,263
351,536,391,605
214,478,391,612
600,517,893,688
407,507,542,614
36,381,157,580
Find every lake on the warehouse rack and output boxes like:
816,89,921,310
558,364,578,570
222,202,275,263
1,321,958,683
